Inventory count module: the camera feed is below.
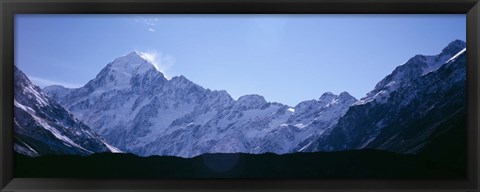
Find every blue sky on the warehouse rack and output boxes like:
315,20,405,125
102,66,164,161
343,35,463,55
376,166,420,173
15,14,465,106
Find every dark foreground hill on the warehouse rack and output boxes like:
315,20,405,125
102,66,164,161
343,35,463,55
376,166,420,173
15,149,463,179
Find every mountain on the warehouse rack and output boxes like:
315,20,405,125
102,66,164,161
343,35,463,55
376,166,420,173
301,40,467,159
43,51,356,157
357,40,466,105
14,66,119,157
139,91,356,157
288,92,357,152
45,51,236,157
42,40,466,159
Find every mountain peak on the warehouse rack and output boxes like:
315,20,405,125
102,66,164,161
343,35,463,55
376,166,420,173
110,51,155,72
14,65,33,88
338,91,354,99
126,50,141,57
127,51,157,65
320,91,336,97
235,94,267,109
357,39,466,106
86,51,164,90
337,91,357,103
446,39,466,48
318,92,337,104
440,40,466,57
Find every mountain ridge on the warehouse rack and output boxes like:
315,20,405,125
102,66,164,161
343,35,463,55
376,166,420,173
38,40,467,158
42,51,356,157
300,40,466,156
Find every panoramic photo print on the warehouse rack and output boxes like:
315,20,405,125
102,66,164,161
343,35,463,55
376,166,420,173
14,14,466,178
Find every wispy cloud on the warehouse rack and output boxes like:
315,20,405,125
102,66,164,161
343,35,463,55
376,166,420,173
28,76,83,89
138,50,176,78
135,17,160,32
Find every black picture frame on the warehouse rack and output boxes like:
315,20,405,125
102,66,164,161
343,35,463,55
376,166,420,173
1,0,479,191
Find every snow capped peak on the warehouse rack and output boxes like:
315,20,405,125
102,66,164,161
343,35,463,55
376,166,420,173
130,51,157,65
86,51,166,90
126,50,142,57
110,51,157,74
125,50,151,60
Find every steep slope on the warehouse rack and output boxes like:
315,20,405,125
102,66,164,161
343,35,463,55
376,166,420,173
14,66,118,157
45,52,235,155
357,40,466,105
303,40,466,155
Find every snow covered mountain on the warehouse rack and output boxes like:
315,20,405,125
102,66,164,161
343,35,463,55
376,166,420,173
43,51,356,157
138,92,356,157
42,40,466,158
14,66,119,157
301,40,467,154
